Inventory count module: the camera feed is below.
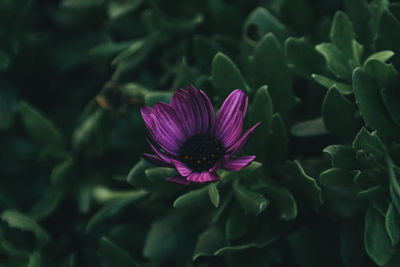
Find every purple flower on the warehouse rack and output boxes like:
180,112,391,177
141,85,260,184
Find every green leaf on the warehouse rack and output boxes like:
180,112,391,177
353,68,400,137
208,183,220,208
145,167,178,184
72,109,104,151
28,251,41,267
344,0,374,49
19,101,65,151
320,168,359,187
221,161,262,182
107,0,142,19
315,43,351,80
126,158,154,188
248,85,273,150
387,155,400,206
381,85,400,128
352,128,386,158
358,187,384,202
385,203,400,246
144,91,173,107
145,209,205,261
225,206,248,240
322,86,358,141
89,40,134,57
193,225,227,260
244,7,288,44
330,11,357,61
364,50,395,65
249,33,298,118
99,237,138,267
210,52,248,99
261,185,297,220
112,36,154,66
264,113,288,164
30,186,65,220
233,180,269,215
286,161,323,211
291,117,327,137
173,187,209,208
284,37,326,77
50,157,74,185
312,74,353,95
364,59,397,88
1,210,50,247
376,10,400,61
364,205,395,266
86,189,148,232
324,145,358,169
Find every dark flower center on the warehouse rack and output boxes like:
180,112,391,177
179,135,224,172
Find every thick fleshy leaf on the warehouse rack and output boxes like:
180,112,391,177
323,145,358,170
1,210,50,247
193,225,227,260
291,117,328,137
20,101,65,153
244,7,288,44
312,74,353,95
261,185,297,221
364,205,395,266
208,183,220,208
86,190,148,232
322,86,358,141
284,37,326,77
353,68,400,137
385,203,400,247
211,53,249,99
233,180,269,215
352,128,386,158
249,33,298,118
225,206,249,240
173,186,209,208
247,85,273,149
315,43,351,80
99,237,138,267
285,161,323,211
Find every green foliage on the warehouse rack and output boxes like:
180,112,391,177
3,0,400,266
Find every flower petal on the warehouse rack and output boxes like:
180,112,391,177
172,160,193,177
227,122,261,155
187,85,207,134
218,111,243,148
142,153,170,167
199,89,215,134
215,89,248,146
141,105,153,127
222,156,256,171
146,139,173,165
149,114,180,155
186,171,220,183
170,90,196,137
166,175,190,185
153,103,186,142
